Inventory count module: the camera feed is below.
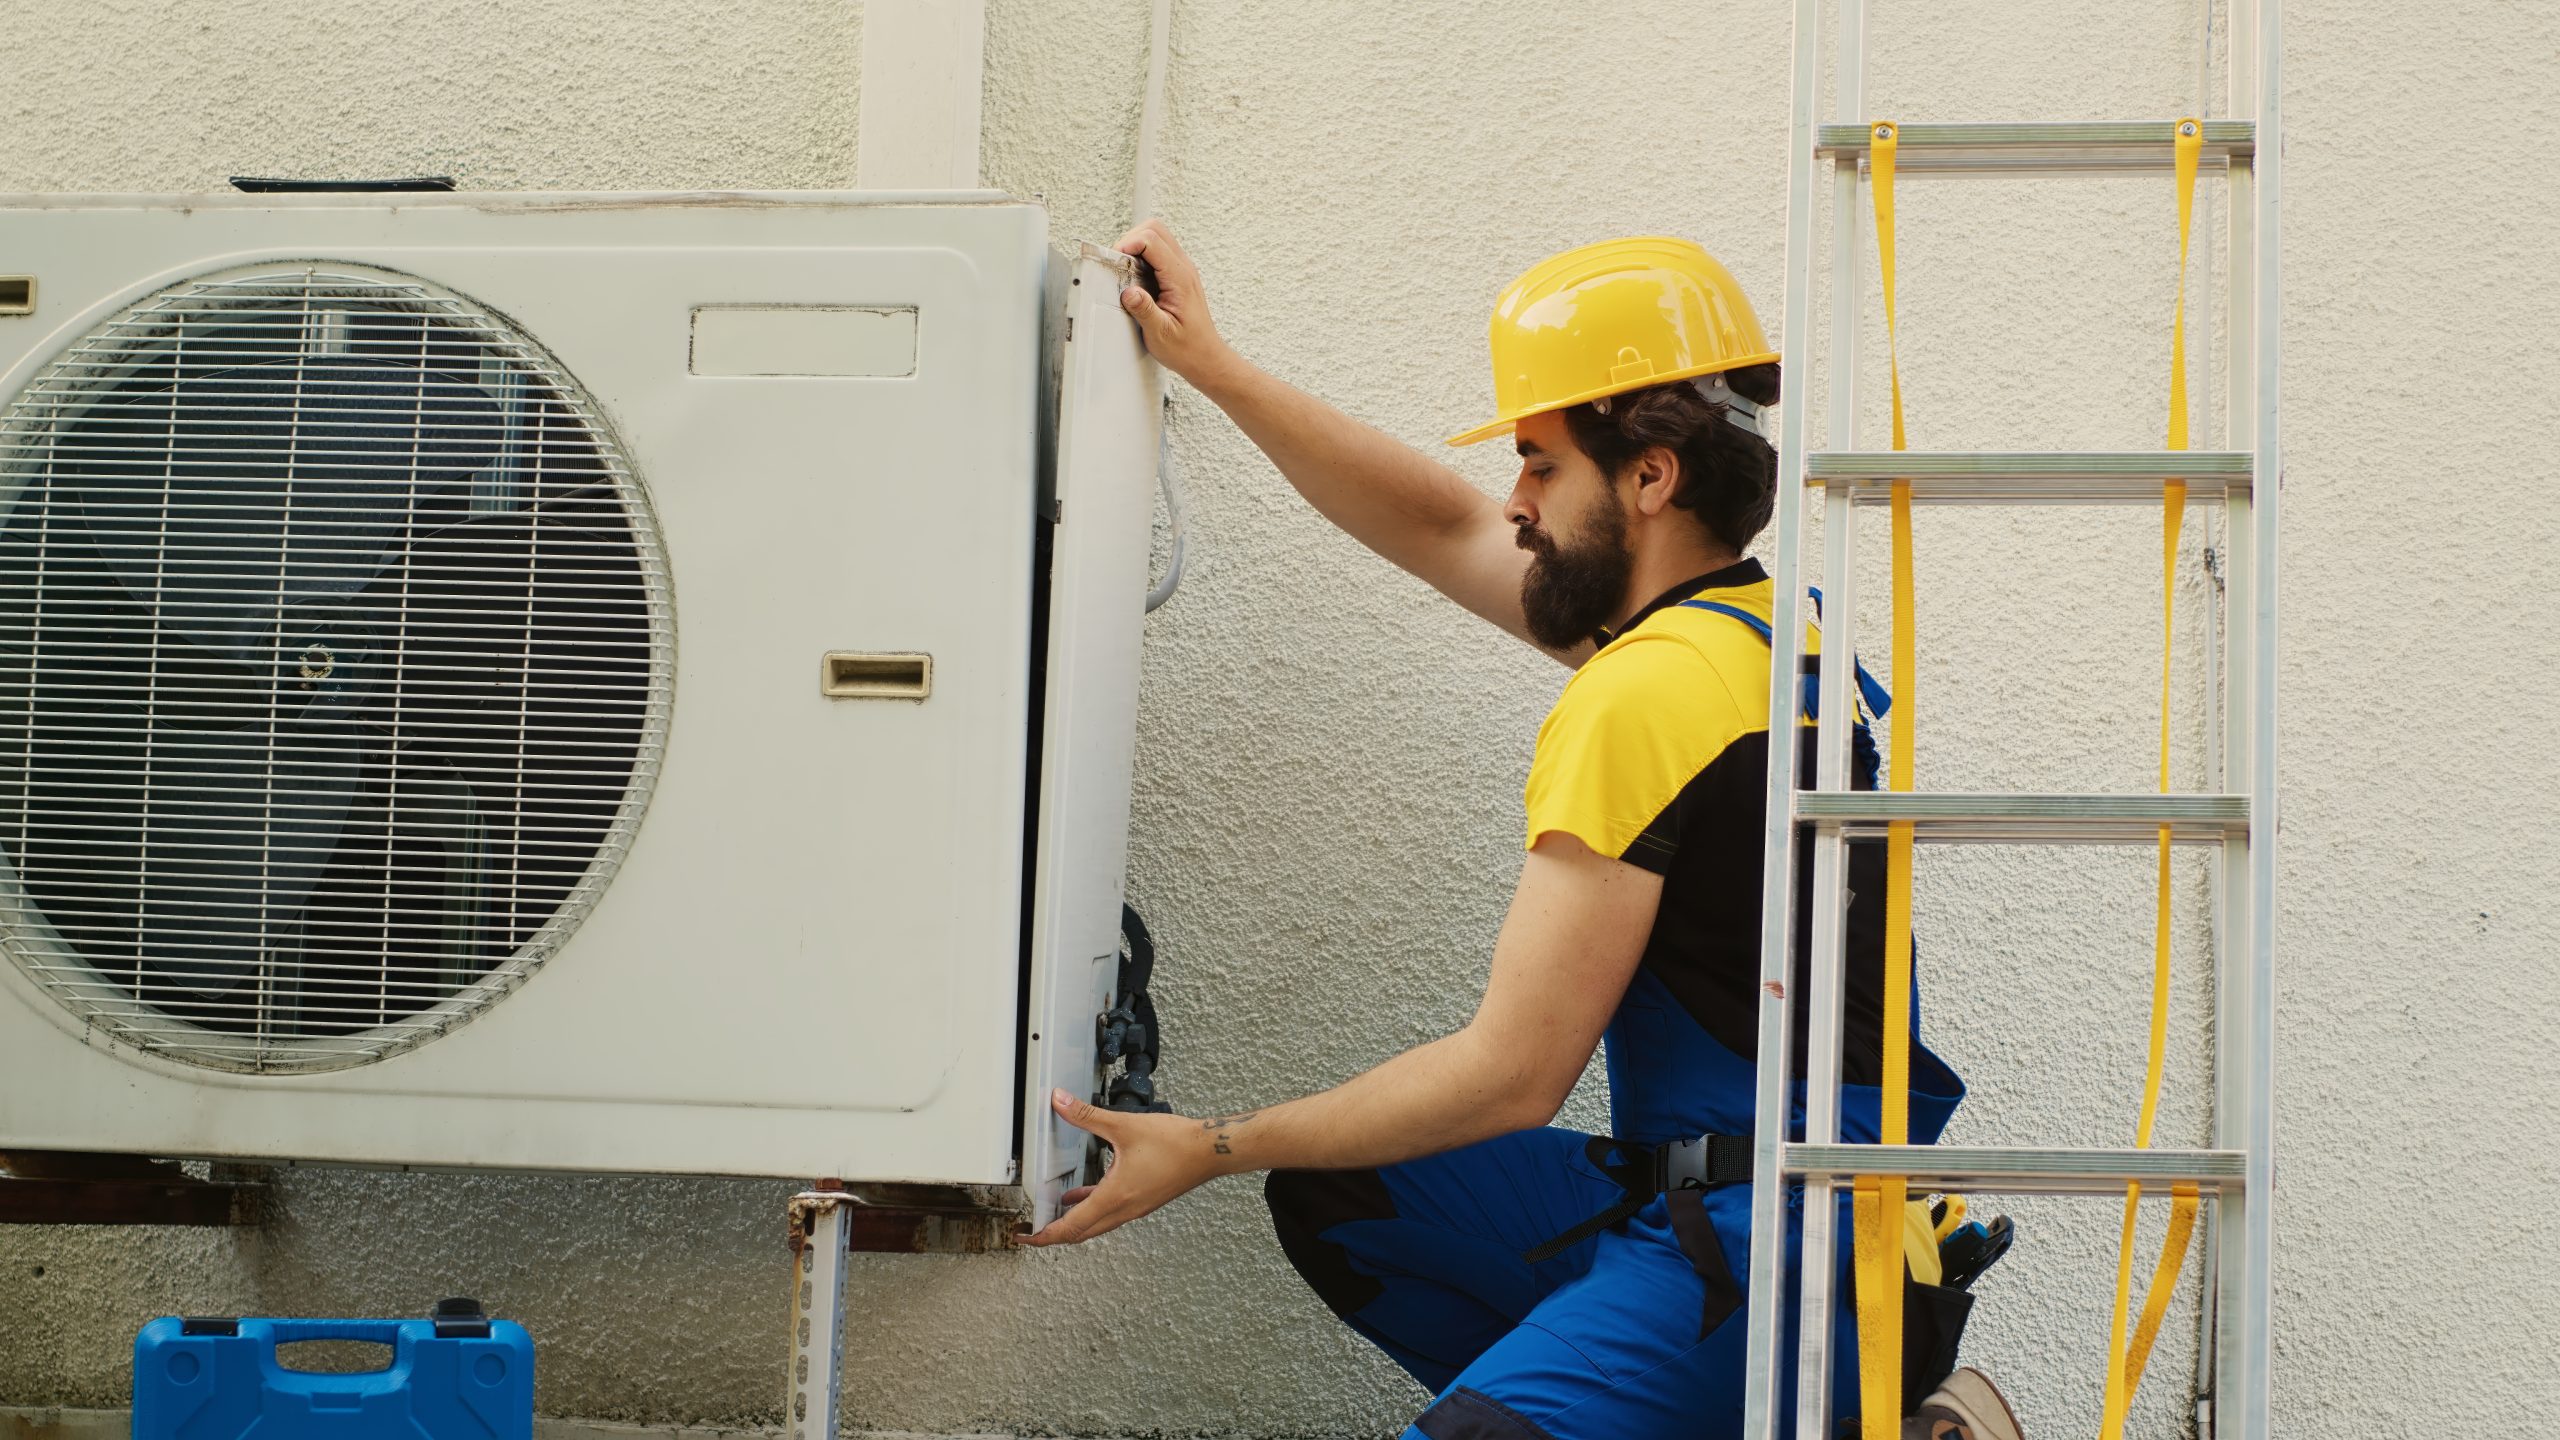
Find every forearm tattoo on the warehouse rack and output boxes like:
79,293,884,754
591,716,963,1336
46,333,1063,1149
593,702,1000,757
1201,1111,1259,1156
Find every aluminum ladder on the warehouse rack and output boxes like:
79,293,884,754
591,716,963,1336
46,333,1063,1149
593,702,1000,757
1735,2,2281,1437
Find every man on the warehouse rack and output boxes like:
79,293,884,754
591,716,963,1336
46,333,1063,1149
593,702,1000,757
1023,222,2017,1440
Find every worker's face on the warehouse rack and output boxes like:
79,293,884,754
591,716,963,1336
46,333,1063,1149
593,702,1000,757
1507,410,1634,650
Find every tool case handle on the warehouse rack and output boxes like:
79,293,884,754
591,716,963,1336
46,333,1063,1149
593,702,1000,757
257,1318,412,1348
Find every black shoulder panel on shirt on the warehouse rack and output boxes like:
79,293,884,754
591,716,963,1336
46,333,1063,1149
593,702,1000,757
1630,731,1894,1086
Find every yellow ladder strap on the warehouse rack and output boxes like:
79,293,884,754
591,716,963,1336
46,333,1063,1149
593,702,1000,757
2098,116,2207,1440
1854,118,1913,1440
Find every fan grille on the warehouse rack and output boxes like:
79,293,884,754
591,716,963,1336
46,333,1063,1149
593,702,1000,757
0,266,672,1073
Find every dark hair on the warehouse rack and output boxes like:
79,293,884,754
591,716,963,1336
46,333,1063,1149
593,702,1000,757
1560,361,1780,552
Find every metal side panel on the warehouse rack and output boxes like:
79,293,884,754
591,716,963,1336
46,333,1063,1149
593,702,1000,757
1019,246,1157,1229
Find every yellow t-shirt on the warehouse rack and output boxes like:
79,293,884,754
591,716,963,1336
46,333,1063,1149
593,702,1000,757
1522,559,1897,1084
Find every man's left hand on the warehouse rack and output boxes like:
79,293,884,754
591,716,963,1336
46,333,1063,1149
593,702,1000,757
1017,1089,1227,1247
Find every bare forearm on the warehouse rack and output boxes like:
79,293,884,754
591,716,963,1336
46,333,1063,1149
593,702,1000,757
1190,353,1501,578
1020,840,1653,1248
1198,1025,1556,1178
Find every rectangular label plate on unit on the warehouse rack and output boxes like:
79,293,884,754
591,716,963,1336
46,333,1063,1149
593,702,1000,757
690,305,918,377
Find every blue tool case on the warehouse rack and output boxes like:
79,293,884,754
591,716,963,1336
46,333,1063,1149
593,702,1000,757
134,1300,532,1440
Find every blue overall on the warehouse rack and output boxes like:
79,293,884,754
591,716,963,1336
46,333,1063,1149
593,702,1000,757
1266,976,1964,1440
1264,584,1967,1440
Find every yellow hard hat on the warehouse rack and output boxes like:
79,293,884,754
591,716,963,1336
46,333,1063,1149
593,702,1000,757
1446,237,1778,447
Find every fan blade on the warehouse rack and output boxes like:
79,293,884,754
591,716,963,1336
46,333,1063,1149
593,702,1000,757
65,361,497,649
0,703,367,1005
285,752,504,1034
129,721,370,999
360,509,653,951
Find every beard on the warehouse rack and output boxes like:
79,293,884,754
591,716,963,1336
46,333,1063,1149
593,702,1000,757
1517,501,1633,650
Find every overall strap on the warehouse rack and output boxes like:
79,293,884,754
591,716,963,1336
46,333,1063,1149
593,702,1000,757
1676,592,1893,723
1519,1134,1755,1265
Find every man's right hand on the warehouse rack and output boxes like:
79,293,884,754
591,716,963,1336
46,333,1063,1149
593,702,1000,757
1114,219,1235,388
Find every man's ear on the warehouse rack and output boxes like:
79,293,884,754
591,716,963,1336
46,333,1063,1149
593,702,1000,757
1631,445,1683,517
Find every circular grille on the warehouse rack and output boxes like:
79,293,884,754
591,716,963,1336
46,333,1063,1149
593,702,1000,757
0,265,672,1073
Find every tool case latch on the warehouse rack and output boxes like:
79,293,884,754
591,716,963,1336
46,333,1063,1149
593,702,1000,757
430,1297,492,1339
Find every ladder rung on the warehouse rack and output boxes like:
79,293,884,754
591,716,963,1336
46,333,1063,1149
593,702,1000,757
1796,791,2247,843
1785,1144,2245,1196
1816,120,2256,174
1807,451,2251,505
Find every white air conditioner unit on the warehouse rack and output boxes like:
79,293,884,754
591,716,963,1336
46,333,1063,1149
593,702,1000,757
0,191,1158,1232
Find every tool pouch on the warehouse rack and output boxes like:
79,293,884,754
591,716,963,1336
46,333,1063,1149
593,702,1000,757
1901,1278,1975,1400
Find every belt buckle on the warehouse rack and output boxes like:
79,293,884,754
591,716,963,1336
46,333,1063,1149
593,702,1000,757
1661,1135,1710,1193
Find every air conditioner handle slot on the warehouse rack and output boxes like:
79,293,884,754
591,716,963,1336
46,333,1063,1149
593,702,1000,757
821,652,932,701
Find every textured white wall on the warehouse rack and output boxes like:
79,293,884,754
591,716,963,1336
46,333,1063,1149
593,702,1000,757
3,0,2556,1435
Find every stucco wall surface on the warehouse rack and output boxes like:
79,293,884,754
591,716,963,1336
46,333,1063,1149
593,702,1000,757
3,1,2556,1436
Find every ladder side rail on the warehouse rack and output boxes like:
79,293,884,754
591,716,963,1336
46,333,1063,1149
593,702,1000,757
2212,510,2257,1438
2234,0,2281,1431
1738,0,1829,1431
2211,1,2273,1435
1795,495,1858,1440
1792,13,1869,1429
2195,4,2239,1424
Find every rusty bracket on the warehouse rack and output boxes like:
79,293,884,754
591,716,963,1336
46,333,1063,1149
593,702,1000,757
1074,239,1141,289
786,1179,1029,1257
778,1176,1033,1440
0,1152,265,1227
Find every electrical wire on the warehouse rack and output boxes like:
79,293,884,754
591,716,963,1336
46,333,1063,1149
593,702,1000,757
1132,0,1186,616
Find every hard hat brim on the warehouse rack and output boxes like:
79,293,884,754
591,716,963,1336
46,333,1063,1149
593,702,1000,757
1443,351,1782,447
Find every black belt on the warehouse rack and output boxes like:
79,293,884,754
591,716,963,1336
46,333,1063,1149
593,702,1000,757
1520,1132,1757,1264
